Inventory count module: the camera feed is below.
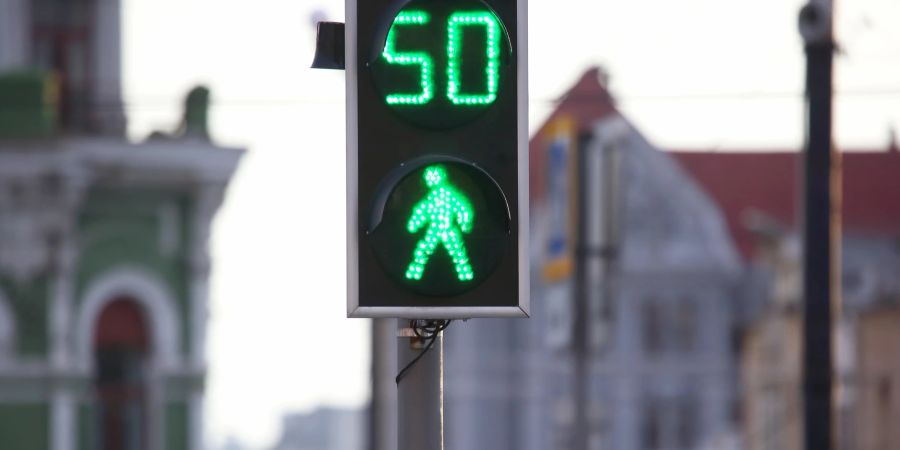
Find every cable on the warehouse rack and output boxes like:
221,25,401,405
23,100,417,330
395,319,451,385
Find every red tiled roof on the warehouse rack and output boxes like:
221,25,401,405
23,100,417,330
672,151,900,259
529,67,618,203
529,67,900,260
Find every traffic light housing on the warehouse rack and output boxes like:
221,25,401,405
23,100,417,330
346,0,528,318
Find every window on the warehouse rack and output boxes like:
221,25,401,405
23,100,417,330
641,393,699,450
31,0,96,130
672,300,697,353
642,300,664,354
94,298,148,450
0,295,12,358
642,297,697,356
761,387,784,450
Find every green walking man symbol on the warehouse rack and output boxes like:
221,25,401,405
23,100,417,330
405,165,476,281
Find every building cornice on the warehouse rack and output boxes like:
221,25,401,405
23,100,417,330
0,137,243,186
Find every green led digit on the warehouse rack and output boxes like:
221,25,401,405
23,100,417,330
382,11,434,105
405,165,475,282
446,11,501,106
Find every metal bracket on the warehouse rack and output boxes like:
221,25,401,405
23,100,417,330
311,22,345,70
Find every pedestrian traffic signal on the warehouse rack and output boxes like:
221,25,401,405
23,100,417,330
347,0,527,318
366,158,511,297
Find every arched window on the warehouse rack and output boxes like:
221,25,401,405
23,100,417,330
94,298,149,450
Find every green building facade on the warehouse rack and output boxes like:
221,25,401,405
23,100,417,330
0,140,241,450
0,1,242,449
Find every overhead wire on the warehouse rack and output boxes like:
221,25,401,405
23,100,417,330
2,87,897,114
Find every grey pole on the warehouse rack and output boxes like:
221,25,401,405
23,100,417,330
591,124,623,353
574,127,623,449
598,136,621,352
572,131,592,450
397,322,443,450
798,1,839,449
369,319,398,450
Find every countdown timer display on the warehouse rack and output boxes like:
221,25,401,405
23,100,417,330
370,0,512,129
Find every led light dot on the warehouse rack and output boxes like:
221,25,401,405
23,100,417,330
404,165,476,282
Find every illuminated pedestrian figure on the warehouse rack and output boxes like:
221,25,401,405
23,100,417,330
405,165,475,281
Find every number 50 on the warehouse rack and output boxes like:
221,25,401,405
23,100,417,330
382,10,501,106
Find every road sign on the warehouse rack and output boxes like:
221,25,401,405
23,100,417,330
346,0,528,318
541,116,577,282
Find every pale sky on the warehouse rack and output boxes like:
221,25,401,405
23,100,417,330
121,0,900,448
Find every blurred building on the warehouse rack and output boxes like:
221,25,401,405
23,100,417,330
442,67,900,450
443,68,743,450
696,153,900,450
855,303,900,450
0,1,242,450
272,407,364,450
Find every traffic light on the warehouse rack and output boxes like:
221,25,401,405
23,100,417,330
346,0,528,318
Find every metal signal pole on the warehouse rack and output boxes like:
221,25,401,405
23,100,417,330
573,131,592,450
397,322,445,450
799,1,840,449
573,121,624,450
369,319,398,450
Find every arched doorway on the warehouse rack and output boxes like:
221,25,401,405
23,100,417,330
94,298,149,450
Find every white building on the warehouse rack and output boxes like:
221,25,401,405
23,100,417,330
272,407,364,450
443,68,742,450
